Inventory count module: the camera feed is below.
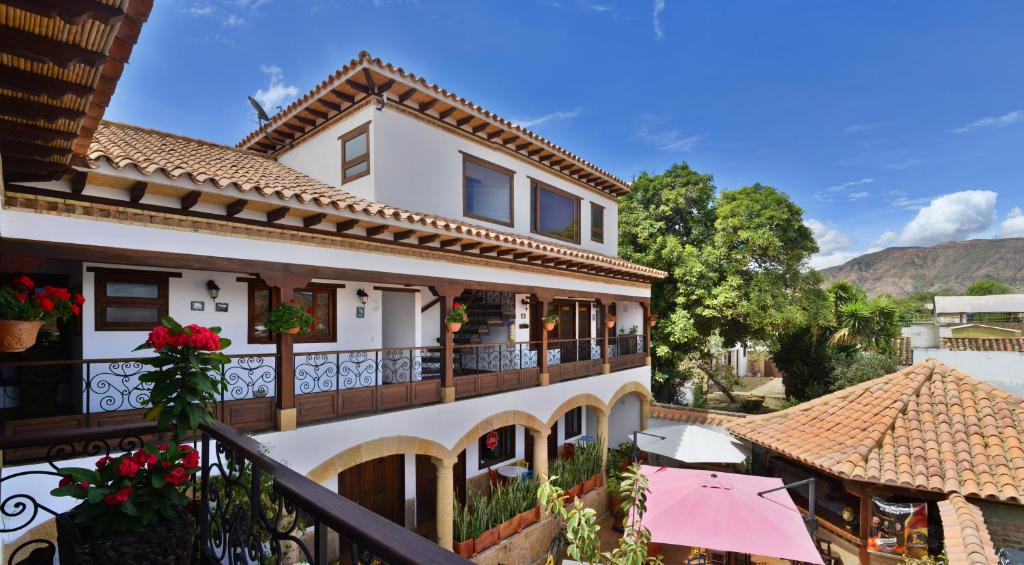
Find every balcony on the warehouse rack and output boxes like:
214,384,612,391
0,419,466,564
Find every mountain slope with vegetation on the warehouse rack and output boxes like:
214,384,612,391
821,238,1024,296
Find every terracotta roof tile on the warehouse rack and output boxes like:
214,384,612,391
938,494,999,565
894,336,913,365
85,121,665,281
941,338,1024,352
727,360,1024,504
650,404,748,427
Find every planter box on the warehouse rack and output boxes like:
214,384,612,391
517,505,541,530
498,514,520,540
565,484,582,502
474,526,499,554
454,538,475,558
56,508,195,565
582,476,596,494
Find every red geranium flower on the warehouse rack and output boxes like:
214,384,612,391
14,292,27,303
95,456,113,468
182,450,200,469
70,304,80,316
131,449,157,467
157,443,169,451
35,296,54,312
15,275,33,289
104,487,132,506
117,458,140,478
164,466,188,486
59,475,74,487
74,293,86,305
178,444,194,453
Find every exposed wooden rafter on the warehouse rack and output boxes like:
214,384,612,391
266,206,289,223
303,213,326,228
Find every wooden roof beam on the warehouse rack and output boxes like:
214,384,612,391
7,0,125,25
398,88,418,103
362,68,377,93
69,170,88,194
0,66,93,99
495,248,514,258
336,219,358,233
180,190,201,210
418,234,439,245
0,139,64,161
376,78,396,93
438,238,460,249
318,99,342,113
330,89,355,104
487,130,503,141
438,107,456,121
461,241,480,252
456,116,473,127
305,108,328,121
478,245,498,255
419,98,439,112
365,224,388,238
266,207,289,223
294,115,317,128
471,123,488,134
128,181,147,203
226,199,247,217
514,142,531,152
0,93,86,123
303,213,327,228
1,155,67,177
392,229,414,242
0,120,76,143
527,148,543,158
346,79,370,95
0,25,107,69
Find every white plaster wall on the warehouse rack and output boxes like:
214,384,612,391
257,366,650,477
901,323,939,348
466,426,526,478
2,211,648,300
372,108,619,256
381,291,418,348
277,105,377,201
615,301,644,334
607,392,642,449
912,349,1024,397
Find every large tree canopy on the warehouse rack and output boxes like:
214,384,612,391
966,278,1015,296
619,164,819,401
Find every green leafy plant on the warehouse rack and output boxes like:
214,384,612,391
51,443,199,536
445,301,469,325
264,302,314,334
134,316,231,439
454,498,473,543
543,310,559,325
0,275,84,322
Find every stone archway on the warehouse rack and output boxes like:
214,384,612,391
306,435,452,485
544,392,608,429
450,410,547,456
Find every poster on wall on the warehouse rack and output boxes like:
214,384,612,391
867,497,929,558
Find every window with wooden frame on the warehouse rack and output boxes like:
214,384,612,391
478,425,517,468
462,152,514,227
531,180,581,244
590,202,605,243
340,121,370,184
248,283,337,343
564,406,583,439
91,268,178,331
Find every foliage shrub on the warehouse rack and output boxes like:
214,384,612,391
830,351,899,391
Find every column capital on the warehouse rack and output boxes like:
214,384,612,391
432,456,459,471
529,428,550,441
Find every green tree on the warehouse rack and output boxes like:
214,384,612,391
619,165,818,402
966,278,1014,296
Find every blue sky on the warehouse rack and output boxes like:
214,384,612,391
107,0,1024,268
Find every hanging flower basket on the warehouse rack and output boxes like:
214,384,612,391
445,302,469,333
265,302,313,336
0,275,83,352
649,315,657,328
542,311,558,332
605,316,617,329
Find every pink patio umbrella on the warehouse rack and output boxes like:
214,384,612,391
633,465,824,564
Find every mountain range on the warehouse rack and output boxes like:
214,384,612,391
820,238,1024,296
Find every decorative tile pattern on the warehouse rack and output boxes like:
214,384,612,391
727,360,1024,504
938,494,999,565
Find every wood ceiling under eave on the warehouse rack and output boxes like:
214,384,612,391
244,66,630,198
0,0,153,182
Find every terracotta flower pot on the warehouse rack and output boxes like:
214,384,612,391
283,326,301,335
498,515,520,540
566,484,582,502
595,473,605,487
56,507,195,564
605,320,616,328
453,538,475,558
474,526,499,554
583,476,596,494
543,322,556,332
517,505,540,530
0,320,44,353
446,321,463,333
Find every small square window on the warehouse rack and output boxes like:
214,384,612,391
248,283,337,344
478,425,517,468
463,154,514,227
92,268,176,331
590,202,605,243
341,122,370,184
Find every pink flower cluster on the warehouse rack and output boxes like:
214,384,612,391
146,324,222,351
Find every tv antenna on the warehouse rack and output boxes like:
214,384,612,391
248,96,271,126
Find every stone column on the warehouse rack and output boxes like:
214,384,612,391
640,397,650,431
597,410,610,468
434,456,457,550
530,428,550,481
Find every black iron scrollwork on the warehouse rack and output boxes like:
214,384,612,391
223,356,276,400
87,361,151,412
295,353,338,394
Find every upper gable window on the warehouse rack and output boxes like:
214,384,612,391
92,268,177,331
590,202,605,243
531,180,580,244
341,122,370,184
462,153,514,227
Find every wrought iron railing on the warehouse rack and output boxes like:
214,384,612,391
0,421,467,565
0,354,278,424
609,333,646,357
293,346,442,395
452,341,539,376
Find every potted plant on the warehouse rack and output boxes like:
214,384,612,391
605,314,616,329
453,498,475,558
265,302,314,335
446,302,468,333
495,483,520,541
0,275,83,352
471,495,498,553
542,310,558,332
52,316,230,563
649,314,657,328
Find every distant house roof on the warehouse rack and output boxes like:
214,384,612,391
950,324,1022,335
941,338,1024,352
727,360,1024,504
650,404,748,427
84,121,666,282
937,494,1000,565
934,294,1024,314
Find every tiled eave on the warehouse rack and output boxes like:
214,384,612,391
236,51,630,198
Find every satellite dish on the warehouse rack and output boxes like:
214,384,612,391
248,96,271,125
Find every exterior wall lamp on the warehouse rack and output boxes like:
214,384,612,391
356,288,369,305
206,280,220,300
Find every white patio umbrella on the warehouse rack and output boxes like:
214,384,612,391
636,423,749,464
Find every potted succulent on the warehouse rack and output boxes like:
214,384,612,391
453,499,475,558
0,275,83,352
265,302,314,335
605,314,617,329
52,316,230,563
542,310,558,332
445,302,468,333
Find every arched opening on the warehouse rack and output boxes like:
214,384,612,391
607,383,653,450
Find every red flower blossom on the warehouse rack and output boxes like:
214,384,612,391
70,304,80,316
95,456,113,468
14,292,27,303
453,302,462,309
131,450,157,467
59,475,74,487
161,461,171,469
163,466,188,486
178,444,194,453
104,487,132,506
157,443,169,451
74,293,86,305
117,458,140,478
14,275,33,289
35,296,54,312
182,450,200,469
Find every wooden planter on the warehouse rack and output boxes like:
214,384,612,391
0,320,44,353
56,508,195,565
453,539,475,559
498,514,520,540
474,526,499,554
446,321,463,333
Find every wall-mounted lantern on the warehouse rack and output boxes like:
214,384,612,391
356,288,369,305
206,280,220,300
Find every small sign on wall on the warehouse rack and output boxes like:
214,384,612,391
356,306,365,319
215,303,229,312
190,301,204,311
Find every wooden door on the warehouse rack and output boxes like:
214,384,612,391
577,303,592,360
415,455,437,528
556,301,576,362
338,454,405,525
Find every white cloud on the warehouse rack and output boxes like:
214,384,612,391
189,5,214,15
511,107,582,128
885,158,923,170
223,13,245,26
843,123,880,134
894,190,997,246
826,177,875,193
253,65,299,112
848,191,869,200
1001,207,1024,238
951,110,1024,134
634,118,697,151
652,0,665,40
806,219,852,255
